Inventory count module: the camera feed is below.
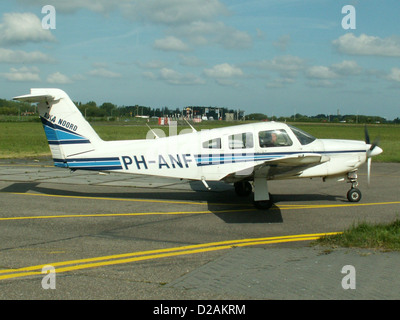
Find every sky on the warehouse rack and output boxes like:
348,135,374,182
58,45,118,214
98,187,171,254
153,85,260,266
0,0,399,120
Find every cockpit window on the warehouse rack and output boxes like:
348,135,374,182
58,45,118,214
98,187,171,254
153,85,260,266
202,138,221,149
228,132,253,149
288,125,316,145
259,129,293,148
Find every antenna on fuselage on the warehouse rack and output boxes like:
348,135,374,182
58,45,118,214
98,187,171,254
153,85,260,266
184,119,197,132
146,123,160,139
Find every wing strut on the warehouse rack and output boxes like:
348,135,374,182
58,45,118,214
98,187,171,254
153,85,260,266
201,178,211,190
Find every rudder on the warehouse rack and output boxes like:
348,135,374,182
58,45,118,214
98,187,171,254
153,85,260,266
14,88,103,166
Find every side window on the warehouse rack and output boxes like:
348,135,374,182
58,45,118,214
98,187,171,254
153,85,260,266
202,138,221,149
259,129,293,148
288,125,316,145
228,132,253,149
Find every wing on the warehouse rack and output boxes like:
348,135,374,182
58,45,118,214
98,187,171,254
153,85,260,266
221,153,328,182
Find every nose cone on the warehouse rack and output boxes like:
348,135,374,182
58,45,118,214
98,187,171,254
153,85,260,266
369,145,383,157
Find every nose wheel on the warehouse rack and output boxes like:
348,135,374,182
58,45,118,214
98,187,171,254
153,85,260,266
346,171,362,202
347,188,361,202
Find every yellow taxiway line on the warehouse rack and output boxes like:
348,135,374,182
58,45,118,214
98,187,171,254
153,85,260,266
8,191,214,206
0,208,251,221
1,192,399,221
0,192,398,280
0,232,339,281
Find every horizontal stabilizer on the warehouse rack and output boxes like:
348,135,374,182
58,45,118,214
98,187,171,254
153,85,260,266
13,89,63,103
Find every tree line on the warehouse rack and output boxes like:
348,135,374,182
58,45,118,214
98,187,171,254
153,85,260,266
1,98,398,124
245,112,399,124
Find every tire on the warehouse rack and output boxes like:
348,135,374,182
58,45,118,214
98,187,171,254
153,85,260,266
347,188,361,202
254,200,273,210
253,193,274,210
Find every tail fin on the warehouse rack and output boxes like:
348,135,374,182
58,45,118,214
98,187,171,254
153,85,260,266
14,88,103,165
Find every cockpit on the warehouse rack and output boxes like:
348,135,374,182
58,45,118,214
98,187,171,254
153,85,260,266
201,123,317,150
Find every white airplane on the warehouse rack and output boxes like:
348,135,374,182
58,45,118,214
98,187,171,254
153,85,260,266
14,88,383,209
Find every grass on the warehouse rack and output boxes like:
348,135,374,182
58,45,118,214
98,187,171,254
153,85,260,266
316,220,400,251
0,122,50,158
0,120,399,162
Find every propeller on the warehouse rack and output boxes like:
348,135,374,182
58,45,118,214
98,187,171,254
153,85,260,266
364,125,382,186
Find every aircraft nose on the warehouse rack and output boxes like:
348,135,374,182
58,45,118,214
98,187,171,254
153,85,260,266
369,145,383,157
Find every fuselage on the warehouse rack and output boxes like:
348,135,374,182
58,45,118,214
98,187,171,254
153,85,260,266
59,121,379,182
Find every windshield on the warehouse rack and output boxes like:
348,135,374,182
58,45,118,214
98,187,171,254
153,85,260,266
288,125,316,145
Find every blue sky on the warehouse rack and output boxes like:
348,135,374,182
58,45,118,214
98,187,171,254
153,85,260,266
1,0,399,119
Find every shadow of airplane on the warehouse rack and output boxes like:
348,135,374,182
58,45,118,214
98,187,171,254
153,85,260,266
1,178,344,225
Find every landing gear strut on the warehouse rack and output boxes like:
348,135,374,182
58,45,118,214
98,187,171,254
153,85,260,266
346,171,362,202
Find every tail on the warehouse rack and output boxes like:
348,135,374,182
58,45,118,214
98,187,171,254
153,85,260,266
14,88,103,167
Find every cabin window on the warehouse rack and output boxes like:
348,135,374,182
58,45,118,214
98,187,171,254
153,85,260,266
288,125,316,145
228,132,253,149
258,129,293,148
202,138,221,149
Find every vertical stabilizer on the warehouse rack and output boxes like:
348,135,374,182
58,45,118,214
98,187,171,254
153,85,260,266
14,88,103,165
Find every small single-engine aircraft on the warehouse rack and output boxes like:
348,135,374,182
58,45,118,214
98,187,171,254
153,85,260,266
14,89,382,209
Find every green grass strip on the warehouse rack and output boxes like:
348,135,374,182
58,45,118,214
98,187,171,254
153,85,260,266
317,219,400,251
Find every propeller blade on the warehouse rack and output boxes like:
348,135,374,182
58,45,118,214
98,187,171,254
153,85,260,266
367,157,371,186
364,125,370,144
369,136,380,152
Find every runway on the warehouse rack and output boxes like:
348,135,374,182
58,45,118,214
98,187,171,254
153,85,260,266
0,158,399,300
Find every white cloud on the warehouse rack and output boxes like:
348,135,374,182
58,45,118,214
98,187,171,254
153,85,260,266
121,0,228,25
142,71,157,80
47,72,72,84
120,0,251,50
246,55,305,77
306,79,338,88
0,48,53,63
153,36,190,52
88,68,122,78
159,68,205,85
273,35,291,51
0,12,55,45
138,60,168,69
245,56,305,88
204,63,244,86
173,20,252,49
387,67,400,82
16,0,251,50
333,33,400,57
306,61,362,80
204,63,243,79
1,66,40,82
306,66,338,79
331,60,362,76
16,0,117,13
221,28,252,50
179,55,204,67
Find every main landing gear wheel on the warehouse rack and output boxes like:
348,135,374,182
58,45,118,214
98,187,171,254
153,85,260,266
234,181,252,197
347,188,361,202
253,193,273,210
253,199,273,210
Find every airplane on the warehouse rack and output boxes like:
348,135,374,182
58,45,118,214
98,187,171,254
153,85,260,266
13,88,383,209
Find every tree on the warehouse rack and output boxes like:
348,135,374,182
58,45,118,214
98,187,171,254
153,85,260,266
100,102,117,117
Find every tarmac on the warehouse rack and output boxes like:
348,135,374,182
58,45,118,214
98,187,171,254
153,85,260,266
0,158,399,300
168,246,400,299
